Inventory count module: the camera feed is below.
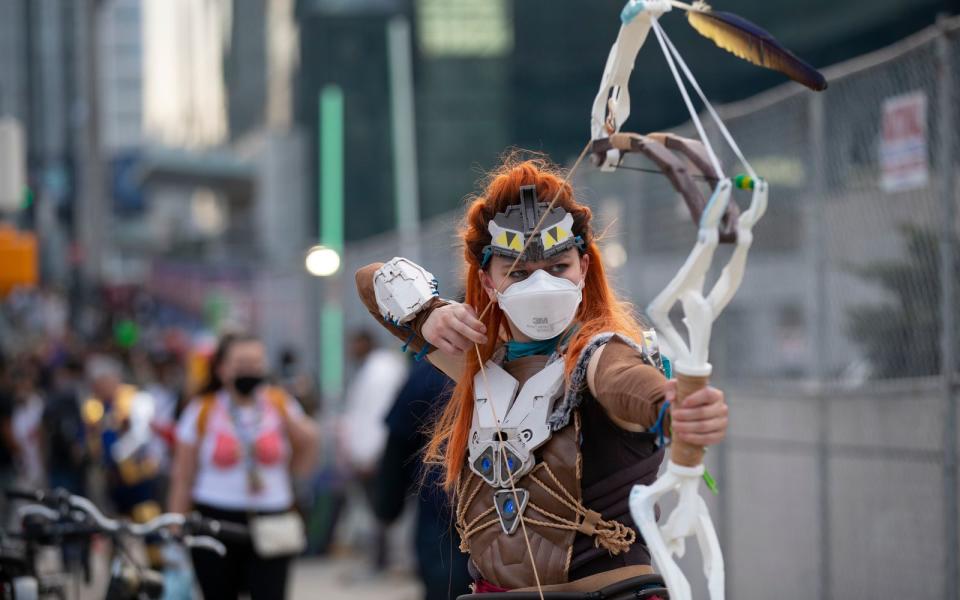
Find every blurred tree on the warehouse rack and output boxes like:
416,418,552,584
847,225,960,378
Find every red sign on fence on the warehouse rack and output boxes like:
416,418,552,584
879,91,928,193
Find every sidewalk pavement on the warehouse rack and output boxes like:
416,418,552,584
291,556,423,600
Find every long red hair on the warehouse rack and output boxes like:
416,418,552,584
425,153,646,491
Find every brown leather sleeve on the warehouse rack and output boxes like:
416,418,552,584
592,338,668,430
354,263,447,355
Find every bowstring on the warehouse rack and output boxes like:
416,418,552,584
612,163,713,180
473,350,545,599
467,140,591,599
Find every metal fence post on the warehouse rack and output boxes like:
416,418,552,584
936,17,958,600
808,89,832,600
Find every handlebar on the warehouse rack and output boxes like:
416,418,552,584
186,513,249,542
128,513,185,537
182,535,226,556
5,488,248,556
67,494,122,532
4,488,62,503
17,504,61,522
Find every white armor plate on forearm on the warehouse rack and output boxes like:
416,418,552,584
469,358,565,487
373,257,439,324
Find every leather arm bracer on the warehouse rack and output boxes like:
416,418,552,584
355,260,448,355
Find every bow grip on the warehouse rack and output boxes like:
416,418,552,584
670,373,710,467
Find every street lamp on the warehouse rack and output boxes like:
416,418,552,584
305,245,341,277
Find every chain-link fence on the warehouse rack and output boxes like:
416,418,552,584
336,17,960,599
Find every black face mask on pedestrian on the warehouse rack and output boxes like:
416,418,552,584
232,373,265,396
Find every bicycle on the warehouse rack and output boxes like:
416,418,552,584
1,488,247,600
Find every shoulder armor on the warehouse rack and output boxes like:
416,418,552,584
640,328,666,374
548,330,666,431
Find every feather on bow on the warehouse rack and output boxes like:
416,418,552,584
686,4,828,91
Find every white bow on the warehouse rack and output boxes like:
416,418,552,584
590,2,769,599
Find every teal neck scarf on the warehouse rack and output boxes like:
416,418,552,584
504,325,579,362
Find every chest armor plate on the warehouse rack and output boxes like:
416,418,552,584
468,358,565,488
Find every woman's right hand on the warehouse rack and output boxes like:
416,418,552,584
421,302,488,354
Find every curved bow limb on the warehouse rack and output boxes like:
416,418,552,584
706,178,768,316
631,461,724,600
591,0,673,169
646,178,732,362
695,493,726,599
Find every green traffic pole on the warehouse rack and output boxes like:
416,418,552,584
319,85,344,401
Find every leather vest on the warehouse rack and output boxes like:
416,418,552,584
455,334,665,590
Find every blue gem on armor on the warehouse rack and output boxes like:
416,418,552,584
507,457,515,471
493,488,528,535
481,457,492,472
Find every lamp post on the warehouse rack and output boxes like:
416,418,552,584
310,85,345,404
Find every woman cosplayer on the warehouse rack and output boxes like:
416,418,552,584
355,156,728,596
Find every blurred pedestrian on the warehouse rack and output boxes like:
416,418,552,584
0,356,17,525
83,355,165,565
301,415,349,557
276,346,317,416
143,351,185,503
375,359,472,600
341,331,408,474
43,355,92,581
168,333,319,600
339,330,407,572
9,363,46,490
43,356,89,494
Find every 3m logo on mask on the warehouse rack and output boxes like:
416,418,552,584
533,317,549,325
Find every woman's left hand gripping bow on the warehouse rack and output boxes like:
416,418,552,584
665,381,728,447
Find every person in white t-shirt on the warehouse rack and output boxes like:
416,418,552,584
338,330,408,573
341,331,408,474
168,333,319,600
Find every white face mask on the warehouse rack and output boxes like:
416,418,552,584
496,269,584,340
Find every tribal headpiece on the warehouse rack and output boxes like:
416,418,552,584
483,185,584,265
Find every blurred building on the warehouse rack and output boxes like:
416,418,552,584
0,0,311,360
100,0,144,153
295,0,400,241
414,0,513,223
133,0,312,363
295,0,512,241
0,0,99,287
